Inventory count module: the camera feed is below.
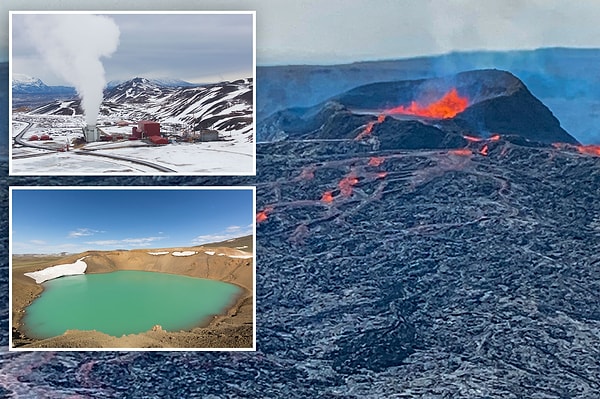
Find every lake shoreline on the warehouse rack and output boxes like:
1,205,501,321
12,246,254,349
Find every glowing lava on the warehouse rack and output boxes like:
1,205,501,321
355,114,386,141
256,207,273,223
463,135,483,143
449,149,472,156
577,145,600,156
368,157,385,167
385,88,469,119
480,145,489,156
321,191,334,203
338,174,359,197
464,134,501,143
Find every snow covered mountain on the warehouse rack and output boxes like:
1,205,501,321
106,77,197,89
12,74,75,95
23,77,254,139
102,77,253,136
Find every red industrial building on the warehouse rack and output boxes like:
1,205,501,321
149,135,168,145
131,121,161,139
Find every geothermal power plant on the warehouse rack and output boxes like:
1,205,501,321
83,125,99,142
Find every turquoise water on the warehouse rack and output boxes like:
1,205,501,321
22,270,241,339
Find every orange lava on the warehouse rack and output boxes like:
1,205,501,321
480,145,489,156
376,171,388,179
338,174,359,196
577,145,600,156
489,134,501,141
448,149,472,156
256,207,273,223
321,191,334,203
355,114,386,141
368,157,385,167
385,88,469,119
463,135,483,142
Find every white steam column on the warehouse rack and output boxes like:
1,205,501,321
22,14,120,143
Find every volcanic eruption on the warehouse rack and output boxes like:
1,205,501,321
384,88,469,119
259,69,579,147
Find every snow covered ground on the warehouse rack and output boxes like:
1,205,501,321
24,257,88,284
172,251,197,257
148,251,169,256
11,113,255,175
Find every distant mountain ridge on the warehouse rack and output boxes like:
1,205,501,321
259,69,578,146
21,75,254,138
106,77,198,90
12,74,76,95
257,48,600,144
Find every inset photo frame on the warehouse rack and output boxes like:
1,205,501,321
10,186,256,351
9,11,256,176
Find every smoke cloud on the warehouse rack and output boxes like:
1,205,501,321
23,14,120,126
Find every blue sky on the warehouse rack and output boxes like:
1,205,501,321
11,188,254,254
11,12,254,85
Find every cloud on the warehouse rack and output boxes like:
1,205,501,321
85,236,165,247
191,226,253,246
12,241,82,255
68,228,102,238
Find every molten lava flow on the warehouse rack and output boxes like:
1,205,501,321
449,149,472,156
376,171,388,179
385,88,469,119
463,135,483,143
338,174,359,197
368,157,385,167
480,145,489,156
321,191,334,203
256,206,273,223
489,134,501,141
256,212,268,223
577,145,600,156
355,114,385,141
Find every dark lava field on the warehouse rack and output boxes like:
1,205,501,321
2,67,600,398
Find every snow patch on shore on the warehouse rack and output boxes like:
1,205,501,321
204,251,215,255
172,251,197,257
148,251,169,256
24,257,87,284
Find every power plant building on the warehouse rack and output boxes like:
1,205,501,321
83,125,99,142
132,121,161,139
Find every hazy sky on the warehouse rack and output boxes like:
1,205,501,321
11,188,254,254
3,0,600,72
11,12,254,85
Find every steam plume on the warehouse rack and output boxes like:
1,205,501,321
24,14,120,126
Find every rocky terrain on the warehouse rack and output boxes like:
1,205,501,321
2,63,600,396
